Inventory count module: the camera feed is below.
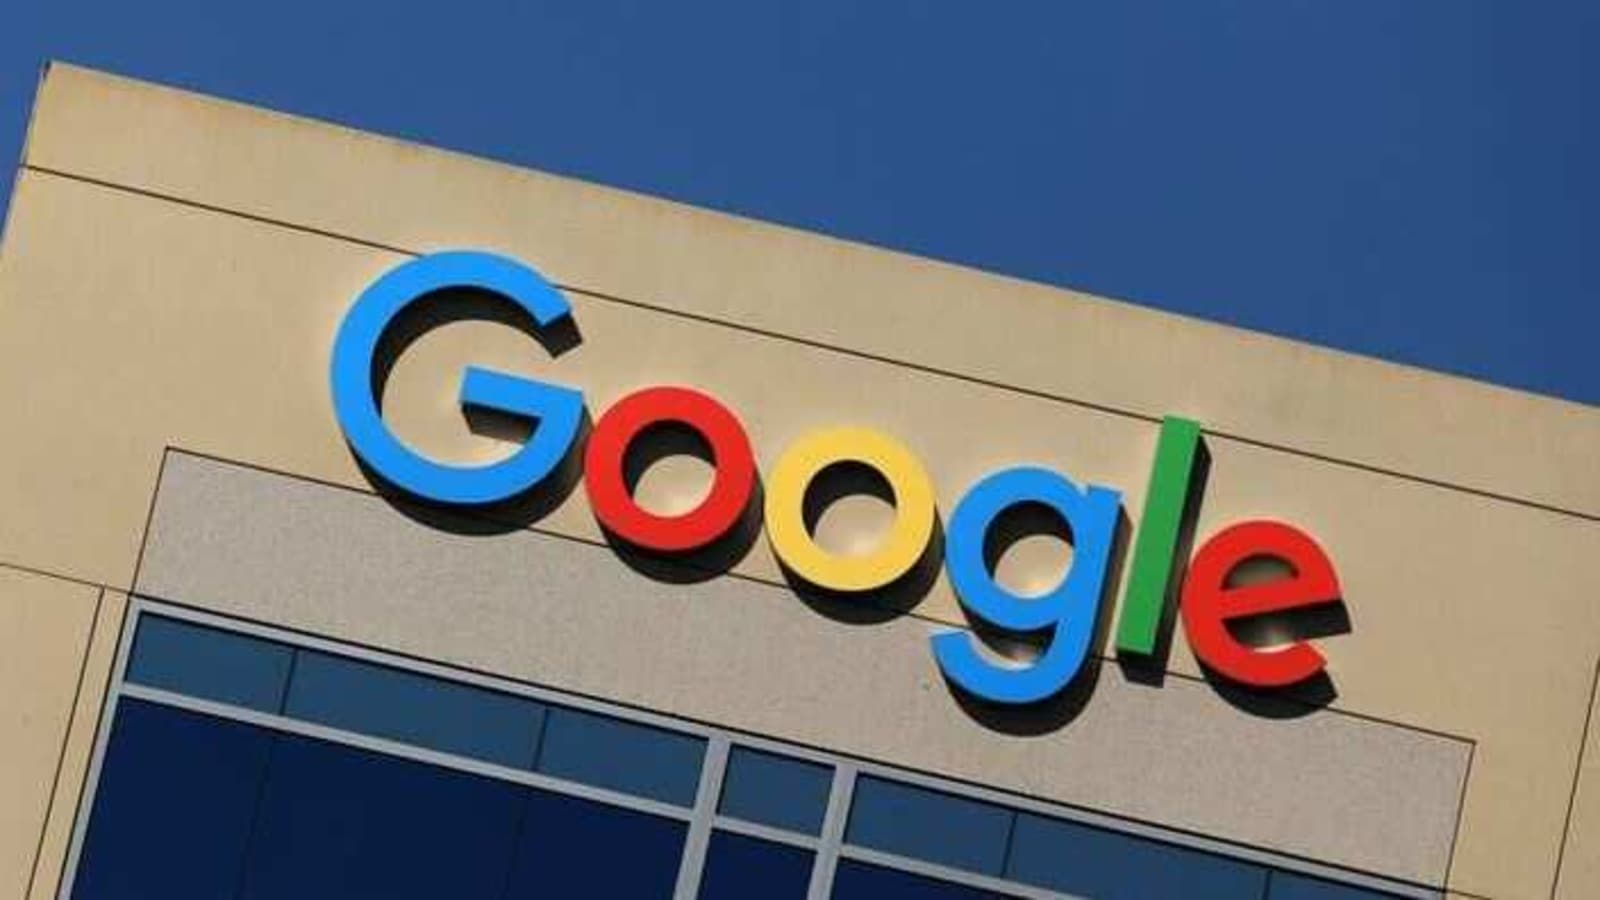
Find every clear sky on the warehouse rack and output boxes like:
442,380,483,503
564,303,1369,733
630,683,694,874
2,1,1595,405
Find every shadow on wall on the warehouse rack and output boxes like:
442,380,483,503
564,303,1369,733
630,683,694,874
350,299,1351,732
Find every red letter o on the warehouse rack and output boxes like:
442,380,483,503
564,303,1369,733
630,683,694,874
584,386,756,553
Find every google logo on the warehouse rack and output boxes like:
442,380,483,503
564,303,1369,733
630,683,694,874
332,252,1345,707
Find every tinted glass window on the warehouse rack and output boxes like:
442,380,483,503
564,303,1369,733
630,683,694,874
830,859,1003,899
126,615,293,712
1006,812,1267,898
72,700,274,900
537,705,704,806
237,733,525,899
845,776,1013,876
1271,871,1406,899
698,831,813,899
503,788,686,896
718,746,832,835
283,650,545,769
91,614,1406,900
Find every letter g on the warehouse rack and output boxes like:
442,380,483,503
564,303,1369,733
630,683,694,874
329,251,584,505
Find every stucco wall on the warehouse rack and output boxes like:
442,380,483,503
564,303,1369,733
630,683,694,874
0,64,1595,898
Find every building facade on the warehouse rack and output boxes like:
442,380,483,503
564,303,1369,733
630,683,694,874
0,65,1597,899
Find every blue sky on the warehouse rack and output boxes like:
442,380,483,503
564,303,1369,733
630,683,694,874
2,1,1596,404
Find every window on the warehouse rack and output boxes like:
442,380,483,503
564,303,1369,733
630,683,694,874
718,746,832,835
697,831,813,899
1006,812,1267,898
831,859,1002,899
68,604,1434,900
236,734,525,899
503,790,686,896
71,700,272,900
283,650,545,769
536,705,705,806
126,615,292,712
1271,871,1408,899
846,775,1012,876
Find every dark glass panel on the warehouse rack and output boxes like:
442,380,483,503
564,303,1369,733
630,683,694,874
126,615,293,712
698,831,813,899
1006,812,1267,899
830,859,1005,899
718,746,832,835
72,699,273,900
283,650,544,768
502,788,687,897
845,776,1012,876
536,705,704,806
237,733,524,899
1270,870,1409,899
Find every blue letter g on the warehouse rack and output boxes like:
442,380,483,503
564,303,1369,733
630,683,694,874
329,251,584,505
933,467,1120,704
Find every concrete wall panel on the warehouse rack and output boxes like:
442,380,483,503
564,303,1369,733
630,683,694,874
135,451,1472,886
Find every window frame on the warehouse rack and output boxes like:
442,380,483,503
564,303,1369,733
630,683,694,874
58,597,1440,900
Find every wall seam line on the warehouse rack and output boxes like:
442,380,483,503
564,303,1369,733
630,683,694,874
1443,737,1477,892
21,587,102,900
50,592,138,898
1550,652,1600,898
0,559,114,594
125,447,172,596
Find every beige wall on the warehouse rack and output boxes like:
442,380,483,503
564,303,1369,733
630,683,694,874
1555,662,1600,899
0,64,1595,898
0,569,122,900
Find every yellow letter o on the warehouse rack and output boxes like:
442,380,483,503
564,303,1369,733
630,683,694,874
765,427,936,592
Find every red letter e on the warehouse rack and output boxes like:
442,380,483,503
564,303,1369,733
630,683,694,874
1180,521,1341,688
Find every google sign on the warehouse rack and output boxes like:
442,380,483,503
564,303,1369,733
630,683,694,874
332,252,1345,707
